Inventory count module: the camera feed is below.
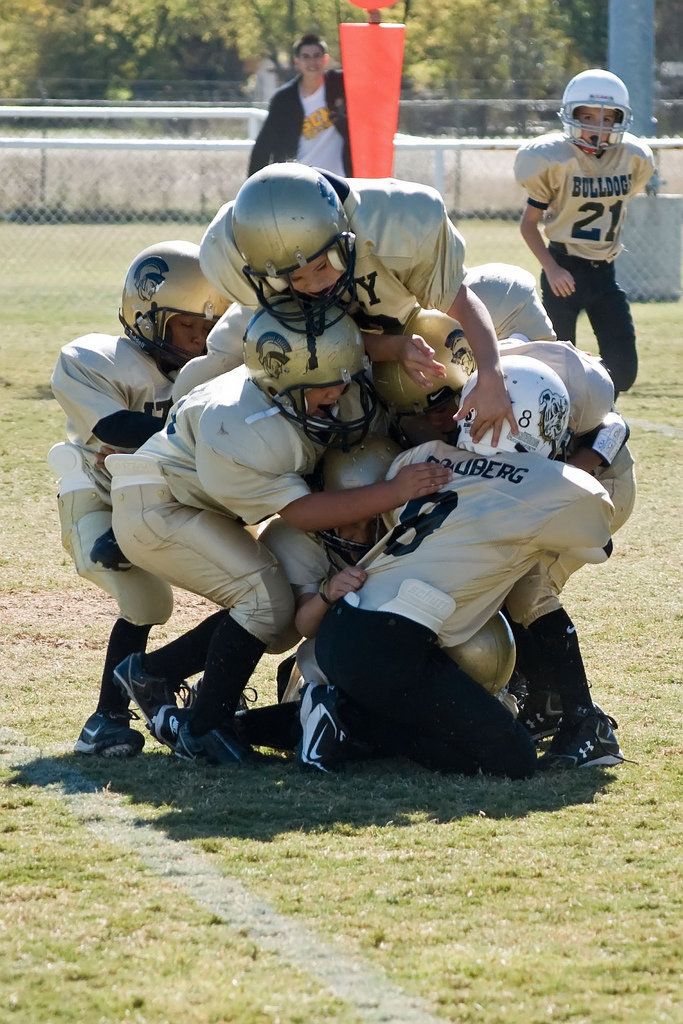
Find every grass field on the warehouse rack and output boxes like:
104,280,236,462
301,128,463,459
0,224,681,1024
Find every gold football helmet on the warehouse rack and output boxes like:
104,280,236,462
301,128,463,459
243,302,377,448
373,305,476,415
232,164,356,332
120,240,228,369
317,434,402,567
444,611,516,695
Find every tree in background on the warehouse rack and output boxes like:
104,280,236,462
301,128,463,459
0,0,676,104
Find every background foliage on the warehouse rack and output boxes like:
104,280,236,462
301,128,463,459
0,0,678,101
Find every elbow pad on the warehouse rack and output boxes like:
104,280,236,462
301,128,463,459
590,411,629,467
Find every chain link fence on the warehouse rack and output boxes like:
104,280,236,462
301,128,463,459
1,104,681,336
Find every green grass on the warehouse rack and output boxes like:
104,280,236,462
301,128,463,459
0,224,682,1023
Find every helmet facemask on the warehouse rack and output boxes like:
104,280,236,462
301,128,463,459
274,367,377,451
318,521,383,571
120,301,217,371
560,103,629,154
244,302,378,450
242,233,357,335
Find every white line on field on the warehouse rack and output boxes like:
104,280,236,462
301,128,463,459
629,418,683,438
5,748,442,1024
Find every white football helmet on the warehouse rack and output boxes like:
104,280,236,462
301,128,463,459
560,69,632,153
458,354,570,459
120,241,228,370
317,434,402,567
243,302,377,448
232,164,356,333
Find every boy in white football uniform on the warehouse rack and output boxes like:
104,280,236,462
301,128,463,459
514,69,655,394
199,163,517,447
109,305,451,765
49,241,228,756
314,356,621,775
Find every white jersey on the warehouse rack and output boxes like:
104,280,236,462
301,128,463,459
514,131,655,261
51,333,175,499
463,263,556,342
200,177,466,331
297,83,346,175
351,440,613,646
171,303,254,402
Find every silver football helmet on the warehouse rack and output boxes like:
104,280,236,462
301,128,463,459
232,164,356,333
559,69,632,153
243,302,377,448
458,354,570,459
317,434,402,567
120,240,228,369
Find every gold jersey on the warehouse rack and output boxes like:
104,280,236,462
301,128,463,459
514,132,655,261
199,177,466,330
51,333,176,500
136,365,320,524
352,440,614,647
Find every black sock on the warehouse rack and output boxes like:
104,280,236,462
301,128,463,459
505,613,551,693
143,609,229,680
527,608,593,715
237,703,300,750
190,615,265,735
98,618,152,713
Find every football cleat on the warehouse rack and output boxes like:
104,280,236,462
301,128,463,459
538,705,623,770
152,705,193,750
73,709,144,757
113,652,183,729
174,720,253,765
297,682,351,773
519,689,564,741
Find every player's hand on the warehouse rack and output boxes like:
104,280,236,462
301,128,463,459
95,445,117,473
324,565,367,602
453,367,517,447
400,334,447,389
545,261,575,298
389,461,453,504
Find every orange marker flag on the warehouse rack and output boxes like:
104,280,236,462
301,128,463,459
339,1,405,177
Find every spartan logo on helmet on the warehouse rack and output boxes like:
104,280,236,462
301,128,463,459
255,331,292,380
134,256,169,302
540,387,570,444
445,328,476,378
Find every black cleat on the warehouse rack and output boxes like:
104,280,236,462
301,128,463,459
114,653,182,730
174,720,253,765
519,689,563,741
74,710,144,757
538,705,623,770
